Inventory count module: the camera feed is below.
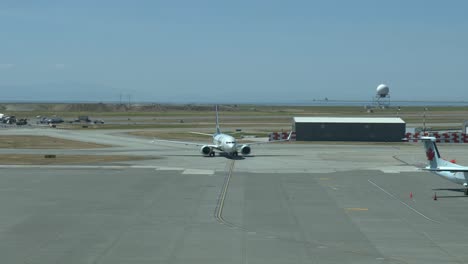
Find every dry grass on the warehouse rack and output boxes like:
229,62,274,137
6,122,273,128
0,136,111,149
129,130,271,142
0,154,158,165
129,131,211,141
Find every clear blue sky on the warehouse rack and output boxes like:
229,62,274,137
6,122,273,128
1,0,467,103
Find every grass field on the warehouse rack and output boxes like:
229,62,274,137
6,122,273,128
3,103,468,132
0,136,112,149
129,131,270,141
5,103,468,118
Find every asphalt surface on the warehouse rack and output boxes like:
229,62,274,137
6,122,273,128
1,128,468,263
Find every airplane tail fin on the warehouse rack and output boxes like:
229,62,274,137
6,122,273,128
215,105,221,134
421,136,444,169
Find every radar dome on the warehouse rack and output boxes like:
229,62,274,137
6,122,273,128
376,84,389,97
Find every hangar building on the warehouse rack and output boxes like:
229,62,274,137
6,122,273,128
293,117,405,142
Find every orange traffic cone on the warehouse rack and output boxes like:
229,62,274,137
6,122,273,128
410,192,413,199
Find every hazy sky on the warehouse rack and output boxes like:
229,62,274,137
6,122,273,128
1,1,467,103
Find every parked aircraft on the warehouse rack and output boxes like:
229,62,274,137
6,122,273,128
152,105,291,157
421,136,468,195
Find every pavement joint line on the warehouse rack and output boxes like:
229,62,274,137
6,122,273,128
214,160,235,226
368,179,441,224
392,155,414,166
421,231,465,263
214,160,248,231
345,208,369,211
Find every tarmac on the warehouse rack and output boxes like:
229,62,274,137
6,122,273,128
1,128,468,263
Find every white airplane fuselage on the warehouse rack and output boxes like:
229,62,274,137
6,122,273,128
213,133,237,155
421,137,468,194
431,169,467,186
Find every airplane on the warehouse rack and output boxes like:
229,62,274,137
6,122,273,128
151,105,292,157
421,136,468,195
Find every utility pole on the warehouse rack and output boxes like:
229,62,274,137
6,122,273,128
423,107,428,133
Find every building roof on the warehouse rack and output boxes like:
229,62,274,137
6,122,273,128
293,117,405,124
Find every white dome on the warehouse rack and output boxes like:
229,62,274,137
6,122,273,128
376,84,389,97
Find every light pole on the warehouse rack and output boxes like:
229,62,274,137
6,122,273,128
423,107,428,133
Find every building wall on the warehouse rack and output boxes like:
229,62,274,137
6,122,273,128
294,122,406,141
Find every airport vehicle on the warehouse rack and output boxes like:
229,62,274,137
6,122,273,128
68,116,103,124
152,105,291,157
16,118,28,125
2,115,16,124
38,117,64,124
421,136,468,195
74,116,92,123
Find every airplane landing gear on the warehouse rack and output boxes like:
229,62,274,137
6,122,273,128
233,151,238,157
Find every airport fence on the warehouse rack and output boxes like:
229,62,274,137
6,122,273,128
269,131,468,143
269,131,296,141
405,132,468,143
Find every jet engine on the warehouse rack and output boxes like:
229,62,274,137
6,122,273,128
200,145,211,156
240,145,251,155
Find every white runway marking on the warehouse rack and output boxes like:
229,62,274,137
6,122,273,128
380,166,421,174
182,169,214,175
129,165,163,169
0,164,216,175
155,167,184,171
368,179,441,224
0,165,139,169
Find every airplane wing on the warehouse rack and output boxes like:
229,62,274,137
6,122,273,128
151,138,218,148
241,132,293,146
189,132,214,137
423,166,468,172
240,139,289,146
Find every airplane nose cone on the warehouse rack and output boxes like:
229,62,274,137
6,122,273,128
226,143,235,152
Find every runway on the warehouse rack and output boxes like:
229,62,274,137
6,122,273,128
1,128,468,263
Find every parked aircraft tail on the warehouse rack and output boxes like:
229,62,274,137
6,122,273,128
420,138,468,195
420,136,460,169
421,137,441,169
